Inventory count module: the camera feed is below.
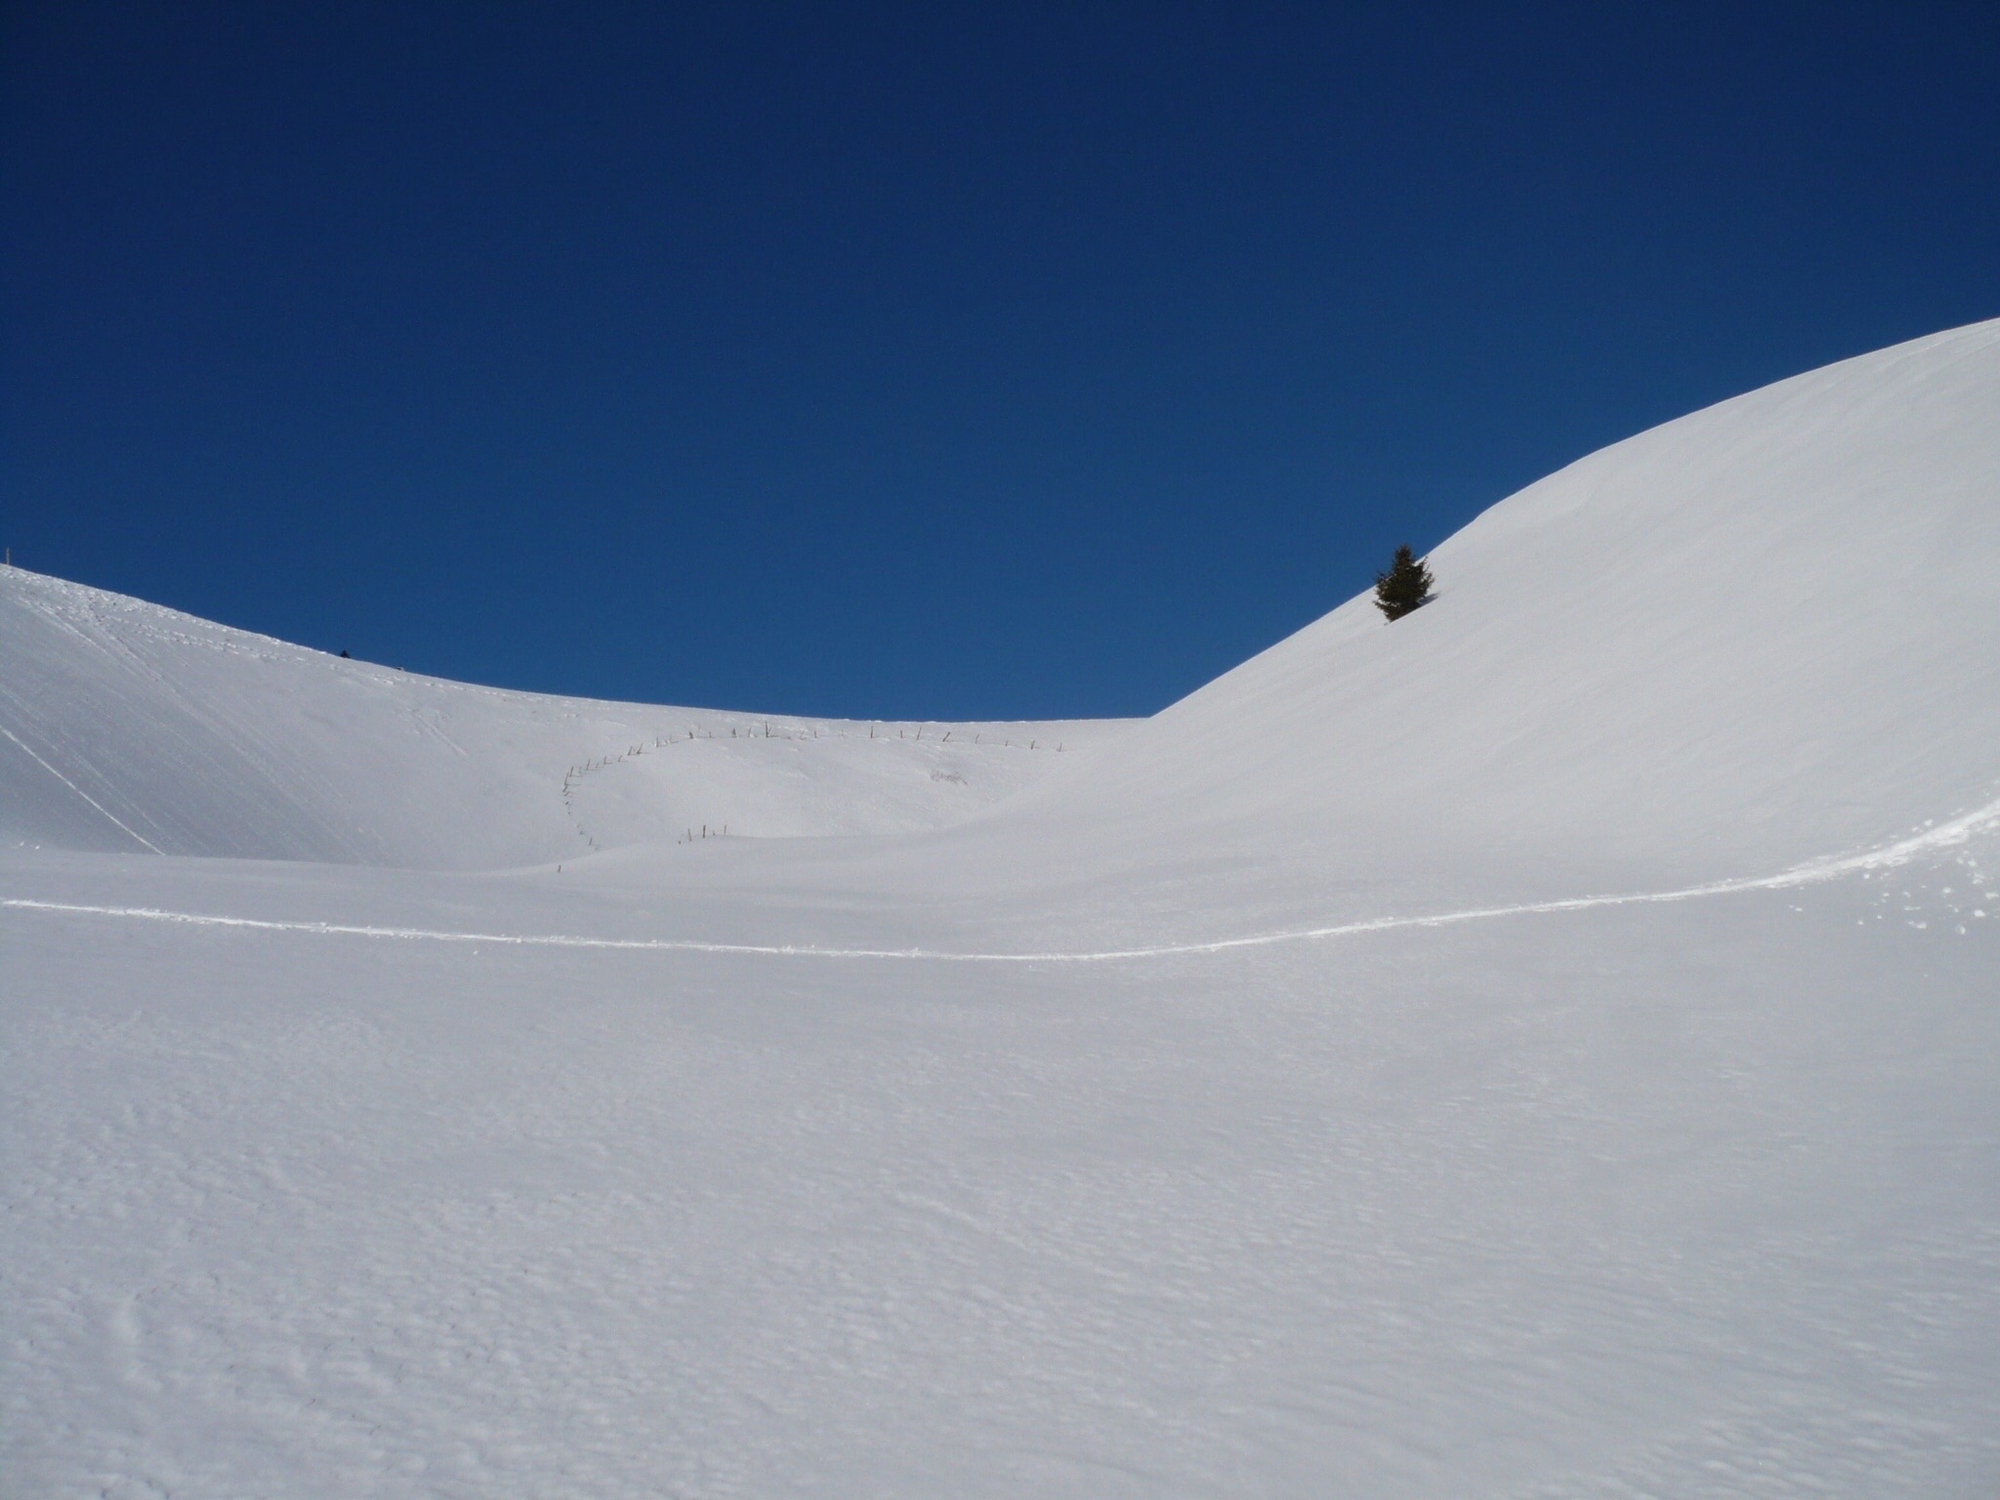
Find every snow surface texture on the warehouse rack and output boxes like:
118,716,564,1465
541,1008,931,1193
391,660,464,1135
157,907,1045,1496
4,319,1999,1497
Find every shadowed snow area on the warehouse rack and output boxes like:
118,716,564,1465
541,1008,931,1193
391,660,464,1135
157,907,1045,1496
4,320,1999,1497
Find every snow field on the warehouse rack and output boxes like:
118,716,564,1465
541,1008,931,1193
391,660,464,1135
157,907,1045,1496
4,859,1996,1498
8,778,1999,961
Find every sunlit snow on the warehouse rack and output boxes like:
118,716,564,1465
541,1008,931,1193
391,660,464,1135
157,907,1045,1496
5,319,1999,1497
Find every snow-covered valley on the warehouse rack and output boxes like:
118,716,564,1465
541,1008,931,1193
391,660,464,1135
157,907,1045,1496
5,319,1999,1496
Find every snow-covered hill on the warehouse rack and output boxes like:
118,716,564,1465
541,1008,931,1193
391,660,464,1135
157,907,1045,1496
0,567,1123,866
999,318,2000,890
4,320,1998,1499
13,318,1992,888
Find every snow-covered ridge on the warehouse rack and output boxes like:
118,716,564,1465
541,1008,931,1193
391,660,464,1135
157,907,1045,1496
0,564,1128,867
8,319,1997,894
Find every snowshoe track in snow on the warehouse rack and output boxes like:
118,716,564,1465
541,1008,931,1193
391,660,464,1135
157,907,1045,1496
8,791,1996,962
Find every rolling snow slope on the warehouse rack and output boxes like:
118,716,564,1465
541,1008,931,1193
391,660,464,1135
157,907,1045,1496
0,566,1123,867
995,317,2000,895
4,318,1999,1499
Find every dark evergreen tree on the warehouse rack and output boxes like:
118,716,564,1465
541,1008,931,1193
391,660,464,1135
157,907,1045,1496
1373,545,1434,621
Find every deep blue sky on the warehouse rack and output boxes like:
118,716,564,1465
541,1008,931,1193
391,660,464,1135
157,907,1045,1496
5,3,1997,718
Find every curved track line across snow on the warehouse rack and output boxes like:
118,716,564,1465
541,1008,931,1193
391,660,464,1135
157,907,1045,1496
4,796,1996,962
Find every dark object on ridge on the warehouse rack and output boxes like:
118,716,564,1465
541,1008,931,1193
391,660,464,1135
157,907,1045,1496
339,649,350,658
1374,545,1435,621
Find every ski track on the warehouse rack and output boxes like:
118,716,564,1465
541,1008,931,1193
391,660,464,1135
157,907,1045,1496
0,724,166,855
6,794,1996,963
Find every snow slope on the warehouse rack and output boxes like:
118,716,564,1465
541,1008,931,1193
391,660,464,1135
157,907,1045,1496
996,318,2000,892
4,319,1999,1498
0,567,1123,867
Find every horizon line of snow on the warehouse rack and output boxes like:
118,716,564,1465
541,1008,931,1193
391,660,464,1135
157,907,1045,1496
5,794,1995,961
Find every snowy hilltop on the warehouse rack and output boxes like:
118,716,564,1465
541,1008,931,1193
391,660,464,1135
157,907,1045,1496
4,320,1999,1497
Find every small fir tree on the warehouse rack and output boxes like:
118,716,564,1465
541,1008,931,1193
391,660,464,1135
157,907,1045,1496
1373,544,1434,621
